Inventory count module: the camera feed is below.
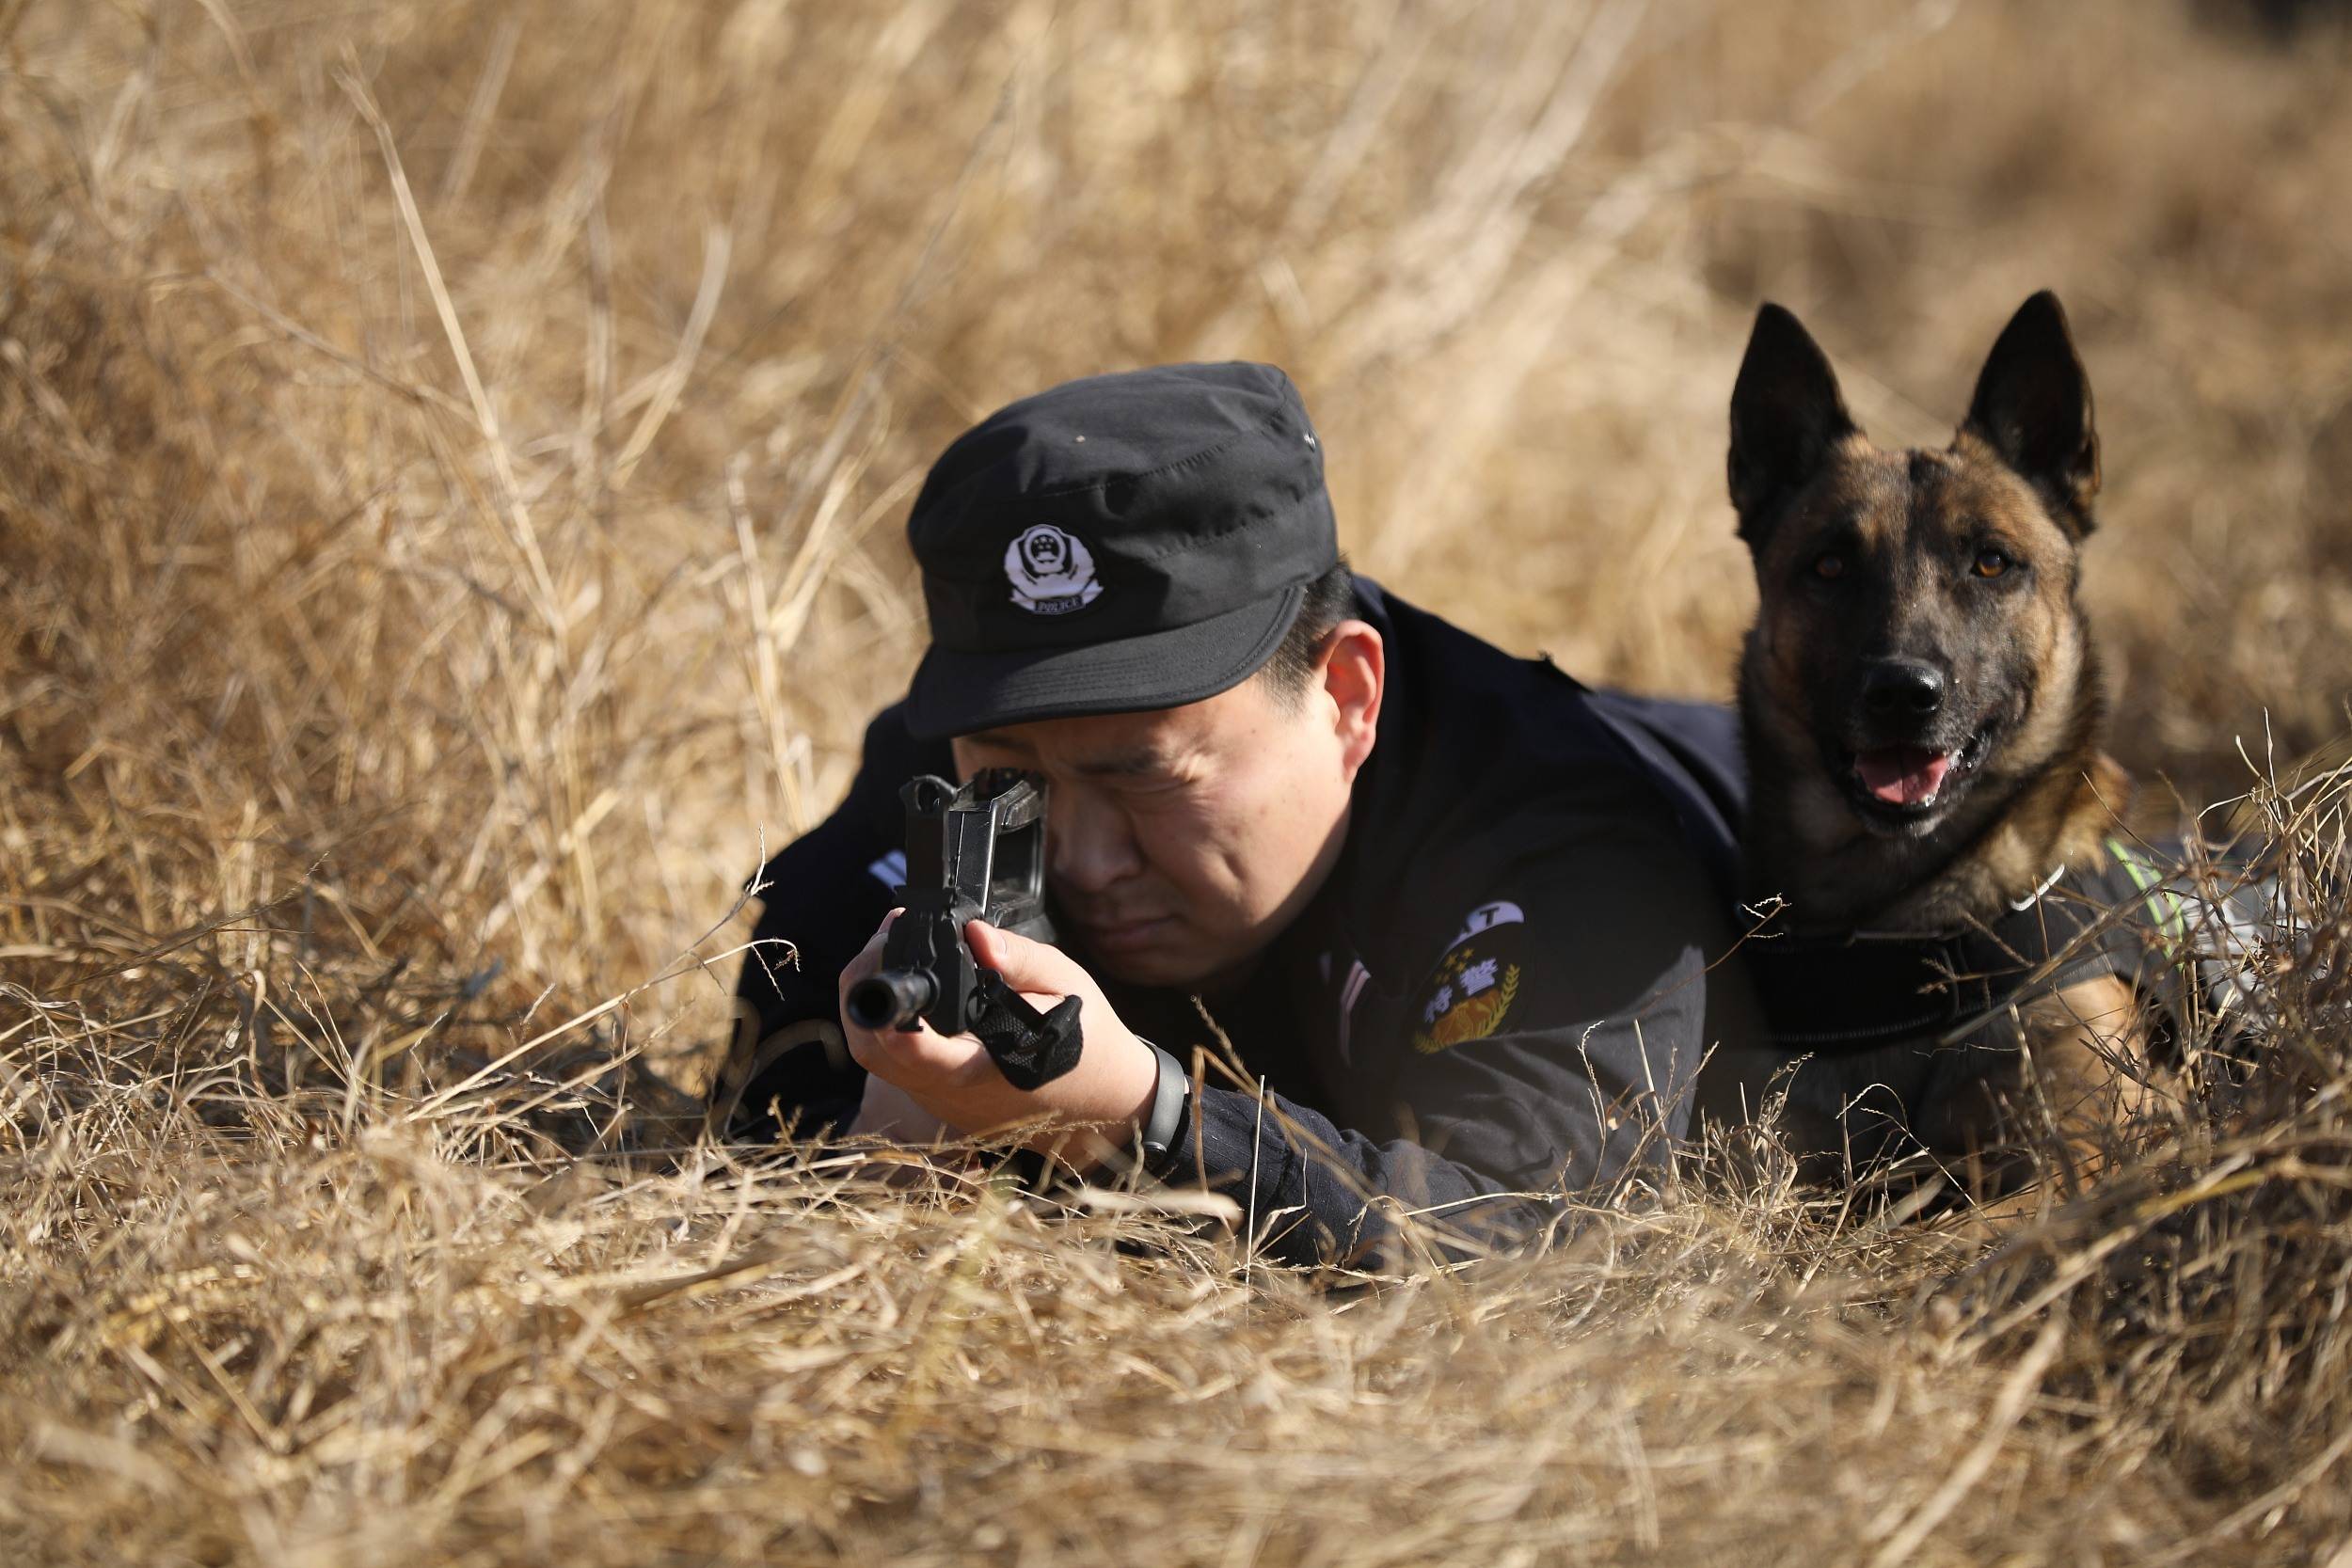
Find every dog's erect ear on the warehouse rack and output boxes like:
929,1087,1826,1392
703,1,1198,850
1728,303,1858,545
1962,291,2100,535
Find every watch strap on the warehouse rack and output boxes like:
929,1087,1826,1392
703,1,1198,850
1138,1039,1190,1169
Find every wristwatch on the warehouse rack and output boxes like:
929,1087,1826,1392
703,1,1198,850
1138,1039,1191,1171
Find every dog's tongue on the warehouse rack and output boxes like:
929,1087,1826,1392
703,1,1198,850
1855,746,1951,806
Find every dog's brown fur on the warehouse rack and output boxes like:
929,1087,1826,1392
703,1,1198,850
1702,293,2151,1200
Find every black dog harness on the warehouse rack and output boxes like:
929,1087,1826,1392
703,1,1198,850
1742,837,2269,1053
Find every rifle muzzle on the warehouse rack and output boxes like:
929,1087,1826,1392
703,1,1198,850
845,969,936,1033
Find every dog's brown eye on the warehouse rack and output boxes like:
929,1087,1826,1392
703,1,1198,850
1812,552,1846,582
1973,547,2011,578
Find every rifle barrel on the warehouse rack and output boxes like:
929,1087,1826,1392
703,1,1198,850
845,969,936,1032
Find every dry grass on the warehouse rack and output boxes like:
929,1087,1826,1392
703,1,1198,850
7,1,2352,1562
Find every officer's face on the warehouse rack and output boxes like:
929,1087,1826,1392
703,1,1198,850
952,627,1383,990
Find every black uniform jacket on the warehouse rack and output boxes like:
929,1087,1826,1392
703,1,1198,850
727,580,1758,1269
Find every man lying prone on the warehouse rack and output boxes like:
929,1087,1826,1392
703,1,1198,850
713,362,1759,1270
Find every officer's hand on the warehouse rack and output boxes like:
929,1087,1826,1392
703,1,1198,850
836,913,1159,1172
845,1071,952,1144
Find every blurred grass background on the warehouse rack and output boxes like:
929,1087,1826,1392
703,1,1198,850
6,2,2352,1563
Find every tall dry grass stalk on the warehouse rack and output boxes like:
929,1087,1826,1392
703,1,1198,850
5,1,2352,1561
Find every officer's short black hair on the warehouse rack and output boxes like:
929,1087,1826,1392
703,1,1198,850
1257,558,1358,709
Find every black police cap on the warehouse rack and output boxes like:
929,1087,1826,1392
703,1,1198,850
902,361,1338,741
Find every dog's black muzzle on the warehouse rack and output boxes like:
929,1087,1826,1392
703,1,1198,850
1825,660,2003,831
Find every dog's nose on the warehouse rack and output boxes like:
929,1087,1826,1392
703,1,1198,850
1861,658,1946,719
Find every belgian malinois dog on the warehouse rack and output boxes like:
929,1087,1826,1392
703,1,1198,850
1701,292,2151,1200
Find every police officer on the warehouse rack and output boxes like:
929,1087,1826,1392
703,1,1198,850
718,361,1757,1269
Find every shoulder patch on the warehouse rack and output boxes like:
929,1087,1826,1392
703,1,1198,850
1410,922,1525,1054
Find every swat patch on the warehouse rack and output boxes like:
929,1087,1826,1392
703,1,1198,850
1410,926,1524,1054
1445,899,1524,953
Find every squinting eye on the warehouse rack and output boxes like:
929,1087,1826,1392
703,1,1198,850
1974,547,2012,578
1812,551,1847,582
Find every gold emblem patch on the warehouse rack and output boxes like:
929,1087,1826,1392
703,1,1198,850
1410,942,1522,1054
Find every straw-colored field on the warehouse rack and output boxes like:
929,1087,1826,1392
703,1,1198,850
7,2,2352,1562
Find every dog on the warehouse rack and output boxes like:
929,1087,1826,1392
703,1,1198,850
1696,292,2158,1205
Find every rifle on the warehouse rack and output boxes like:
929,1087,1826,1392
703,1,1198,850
842,770,1085,1090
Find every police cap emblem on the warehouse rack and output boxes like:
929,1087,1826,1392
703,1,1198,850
1004,524,1103,616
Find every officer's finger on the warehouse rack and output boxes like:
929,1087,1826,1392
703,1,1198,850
843,1005,948,1072
846,1016,924,1073
966,919,1090,998
836,909,905,997
850,1017,993,1085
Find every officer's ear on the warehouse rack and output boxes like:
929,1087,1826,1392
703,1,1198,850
1317,621,1384,779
